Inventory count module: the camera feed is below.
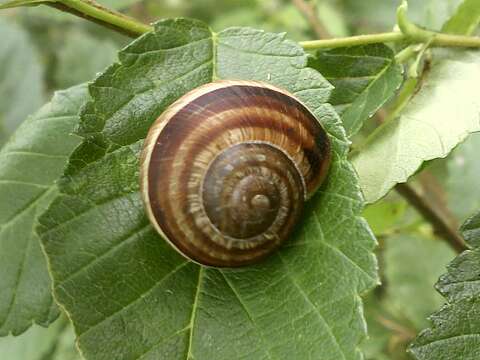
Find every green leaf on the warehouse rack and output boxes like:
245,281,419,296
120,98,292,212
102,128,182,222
0,84,88,336
310,44,403,137
0,18,44,140
0,316,80,359
352,50,480,204
38,19,378,360
442,0,480,35
55,29,118,89
409,212,480,359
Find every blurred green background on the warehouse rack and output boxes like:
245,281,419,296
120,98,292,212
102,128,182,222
0,1,478,359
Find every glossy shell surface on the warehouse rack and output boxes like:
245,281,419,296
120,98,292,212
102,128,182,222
141,80,331,267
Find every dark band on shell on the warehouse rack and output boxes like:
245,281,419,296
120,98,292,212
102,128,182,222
141,80,331,267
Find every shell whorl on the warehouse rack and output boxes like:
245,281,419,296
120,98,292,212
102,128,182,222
141,80,331,267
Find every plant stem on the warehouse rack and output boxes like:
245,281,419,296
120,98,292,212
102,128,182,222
300,29,480,50
292,0,330,39
418,171,460,231
395,44,419,64
16,0,479,52
396,0,480,47
49,0,153,37
395,183,467,253
300,32,406,50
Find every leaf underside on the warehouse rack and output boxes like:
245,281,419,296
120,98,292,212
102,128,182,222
0,85,88,336
352,50,480,204
409,212,480,360
38,19,378,360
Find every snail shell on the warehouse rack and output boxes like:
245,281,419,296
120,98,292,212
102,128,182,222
140,80,331,267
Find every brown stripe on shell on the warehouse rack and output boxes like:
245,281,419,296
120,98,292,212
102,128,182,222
155,143,304,266
140,80,331,267
152,85,330,196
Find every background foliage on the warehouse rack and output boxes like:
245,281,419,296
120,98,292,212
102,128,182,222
0,0,479,359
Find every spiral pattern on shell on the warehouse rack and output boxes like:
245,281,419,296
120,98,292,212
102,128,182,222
140,80,331,267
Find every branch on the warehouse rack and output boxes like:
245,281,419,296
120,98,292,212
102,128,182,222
0,0,153,37
57,0,152,36
3,0,480,52
292,0,330,39
397,0,480,47
300,32,405,50
302,0,480,50
395,183,467,253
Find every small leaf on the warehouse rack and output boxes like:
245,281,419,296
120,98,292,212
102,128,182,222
352,50,480,204
442,0,480,36
409,212,480,359
0,84,88,336
38,19,378,360
0,18,44,140
0,316,80,359
310,44,403,137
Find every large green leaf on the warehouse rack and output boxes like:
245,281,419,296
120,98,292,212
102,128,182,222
38,19,378,360
0,84,87,336
310,44,403,137
0,18,44,141
409,212,480,359
352,50,480,203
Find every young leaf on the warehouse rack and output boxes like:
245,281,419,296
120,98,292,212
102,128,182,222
309,44,403,137
442,0,480,36
352,50,480,204
38,19,378,360
0,316,80,359
0,19,44,141
0,84,88,336
409,211,480,359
